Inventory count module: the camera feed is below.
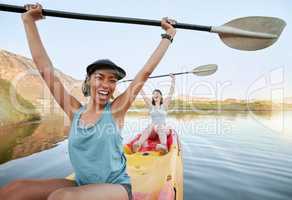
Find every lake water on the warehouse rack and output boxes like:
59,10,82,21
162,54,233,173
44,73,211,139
0,111,292,200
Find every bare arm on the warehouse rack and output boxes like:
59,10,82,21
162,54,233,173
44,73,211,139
140,89,152,108
22,4,81,120
112,18,176,117
163,74,175,109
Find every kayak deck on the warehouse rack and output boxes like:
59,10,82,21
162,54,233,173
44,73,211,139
125,130,183,200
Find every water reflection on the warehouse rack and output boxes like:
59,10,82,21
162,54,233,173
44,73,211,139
0,115,68,164
0,111,289,164
0,111,292,200
0,123,38,164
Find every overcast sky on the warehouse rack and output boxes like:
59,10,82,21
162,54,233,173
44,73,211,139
0,0,291,101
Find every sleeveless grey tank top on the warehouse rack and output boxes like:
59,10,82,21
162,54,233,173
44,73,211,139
149,105,167,125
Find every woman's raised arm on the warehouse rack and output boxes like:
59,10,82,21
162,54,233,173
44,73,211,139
163,74,175,109
112,18,176,117
22,3,81,120
140,89,152,109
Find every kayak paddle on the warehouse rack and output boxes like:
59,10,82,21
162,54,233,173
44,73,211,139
120,64,218,83
0,4,286,51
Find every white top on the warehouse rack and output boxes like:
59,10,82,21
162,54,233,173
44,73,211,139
149,105,167,125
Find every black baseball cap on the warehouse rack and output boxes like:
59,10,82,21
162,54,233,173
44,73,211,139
86,59,126,80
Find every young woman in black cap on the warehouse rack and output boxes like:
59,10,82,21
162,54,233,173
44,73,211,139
0,3,176,200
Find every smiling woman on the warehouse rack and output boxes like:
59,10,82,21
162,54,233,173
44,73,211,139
81,59,125,103
0,2,177,200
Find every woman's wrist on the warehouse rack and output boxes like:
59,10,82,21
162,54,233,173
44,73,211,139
22,16,35,23
161,30,176,43
161,33,173,43
166,28,176,37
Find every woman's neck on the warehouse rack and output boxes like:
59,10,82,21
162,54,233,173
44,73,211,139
86,98,106,112
155,102,161,107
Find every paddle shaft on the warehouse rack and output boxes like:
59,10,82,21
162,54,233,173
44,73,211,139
121,71,190,83
0,4,212,32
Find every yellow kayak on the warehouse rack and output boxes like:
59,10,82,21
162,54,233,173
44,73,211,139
124,129,183,200
67,129,183,200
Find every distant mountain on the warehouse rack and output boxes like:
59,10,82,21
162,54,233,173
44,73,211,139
0,49,85,113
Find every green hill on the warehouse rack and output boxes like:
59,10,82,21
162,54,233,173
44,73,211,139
0,78,40,126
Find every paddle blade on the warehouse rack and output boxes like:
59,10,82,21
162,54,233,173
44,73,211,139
192,64,218,76
217,16,286,51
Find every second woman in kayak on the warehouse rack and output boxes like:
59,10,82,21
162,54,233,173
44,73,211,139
133,74,175,154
